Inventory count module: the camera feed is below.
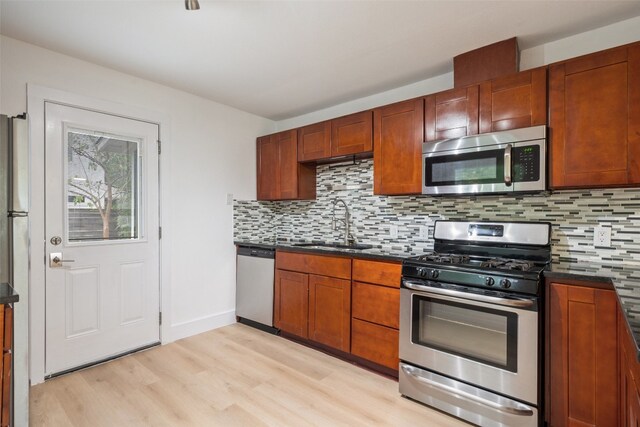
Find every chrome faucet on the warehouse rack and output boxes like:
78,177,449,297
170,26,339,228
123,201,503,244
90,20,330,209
331,198,354,246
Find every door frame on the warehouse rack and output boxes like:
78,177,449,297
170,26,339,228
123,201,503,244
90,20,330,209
27,84,173,385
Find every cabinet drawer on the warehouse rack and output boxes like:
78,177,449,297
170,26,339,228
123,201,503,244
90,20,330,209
351,318,399,370
277,251,351,279
352,259,401,288
352,282,399,329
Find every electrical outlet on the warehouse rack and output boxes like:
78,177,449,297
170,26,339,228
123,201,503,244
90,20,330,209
226,193,234,206
389,224,398,239
593,226,611,247
419,225,429,240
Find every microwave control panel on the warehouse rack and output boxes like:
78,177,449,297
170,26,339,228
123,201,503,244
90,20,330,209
513,145,540,182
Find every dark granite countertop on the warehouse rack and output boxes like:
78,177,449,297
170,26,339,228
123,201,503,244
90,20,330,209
0,283,19,304
546,262,640,361
234,239,428,262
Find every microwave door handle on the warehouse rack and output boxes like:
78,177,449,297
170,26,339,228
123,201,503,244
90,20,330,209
504,143,512,186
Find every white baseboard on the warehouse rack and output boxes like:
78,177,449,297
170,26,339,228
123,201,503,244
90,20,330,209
170,310,236,342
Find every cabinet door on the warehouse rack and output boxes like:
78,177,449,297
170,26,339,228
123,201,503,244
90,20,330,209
373,98,424,195
256,135,279,200
331,111,373,157
425,85,479,142
308,275,351,352
548,283,618,426
298,121,331,162
630,385,640,427
479,67,547,133
274,269,309,338
273,130,299,200
1,351,8,427
549,42,640,188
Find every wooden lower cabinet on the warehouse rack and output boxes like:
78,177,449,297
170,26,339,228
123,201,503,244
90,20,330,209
351,281,399,329
351,319,399,370
274,269,309,338
0,304,12,427
351,258,401,373
547,281,619,426
308,275,351,352
274,252,352,352
619,306,640,427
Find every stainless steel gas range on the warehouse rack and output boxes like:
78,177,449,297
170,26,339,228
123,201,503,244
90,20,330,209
399,220,551,427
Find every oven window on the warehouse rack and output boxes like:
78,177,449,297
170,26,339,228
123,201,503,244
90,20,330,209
411,295,518,372
426,149,504,186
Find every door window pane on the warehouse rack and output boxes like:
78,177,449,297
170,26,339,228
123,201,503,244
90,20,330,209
411,296,518,371
66,128,140,241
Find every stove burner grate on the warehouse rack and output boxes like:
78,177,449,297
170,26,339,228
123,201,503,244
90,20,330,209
413,253,470,264
480,258,535,271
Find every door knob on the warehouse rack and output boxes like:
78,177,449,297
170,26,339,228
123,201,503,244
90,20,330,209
49,252,75,268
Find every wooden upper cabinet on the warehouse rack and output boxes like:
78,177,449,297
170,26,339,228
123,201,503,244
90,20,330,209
256,135,279,200
425,85,479,142
276,130,299,200
298,121,331,162
549,42,640,189
373,98,424,195
331,111,373,157
479,67,547,133
308,274,351,352
548,282,619,427
297,111,373,163
256,130,316,201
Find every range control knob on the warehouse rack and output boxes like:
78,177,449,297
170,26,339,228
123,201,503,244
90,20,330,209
417,267,428,278
500,279,512,289
430,270,440,279
485,277,495,286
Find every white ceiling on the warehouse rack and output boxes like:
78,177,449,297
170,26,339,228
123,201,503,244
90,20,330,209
1,1,640,121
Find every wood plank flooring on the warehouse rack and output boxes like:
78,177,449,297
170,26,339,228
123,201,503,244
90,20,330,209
30,323,467,426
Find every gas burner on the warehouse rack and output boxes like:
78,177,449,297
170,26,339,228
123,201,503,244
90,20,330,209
414,253,470,264
480,258,535,271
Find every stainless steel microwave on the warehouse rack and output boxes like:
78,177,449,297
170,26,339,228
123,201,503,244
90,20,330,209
422,125,547,195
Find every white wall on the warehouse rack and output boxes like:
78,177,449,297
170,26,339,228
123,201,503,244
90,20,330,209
277,15,640,131
0,36,275,344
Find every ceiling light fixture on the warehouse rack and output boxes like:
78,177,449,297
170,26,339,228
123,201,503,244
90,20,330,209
185,0,200,10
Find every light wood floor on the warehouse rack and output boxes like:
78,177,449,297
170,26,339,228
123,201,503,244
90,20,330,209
30,323,468,426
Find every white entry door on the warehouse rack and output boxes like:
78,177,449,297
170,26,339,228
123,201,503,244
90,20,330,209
44,102,160,376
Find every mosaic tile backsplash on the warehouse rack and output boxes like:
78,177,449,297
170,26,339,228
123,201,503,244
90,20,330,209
233,159,640,279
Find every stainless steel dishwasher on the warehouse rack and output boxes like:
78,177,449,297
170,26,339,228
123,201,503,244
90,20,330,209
236,245,277,333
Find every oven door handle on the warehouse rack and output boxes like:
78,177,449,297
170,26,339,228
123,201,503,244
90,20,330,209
402,280,535,308
401,364,535,417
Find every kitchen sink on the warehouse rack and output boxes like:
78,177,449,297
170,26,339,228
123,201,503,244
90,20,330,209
292,242,373,250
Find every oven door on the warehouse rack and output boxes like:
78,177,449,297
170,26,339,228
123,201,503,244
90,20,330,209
399,283,538,405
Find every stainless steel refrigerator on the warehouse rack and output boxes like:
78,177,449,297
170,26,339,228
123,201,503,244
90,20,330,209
0,114,29,426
